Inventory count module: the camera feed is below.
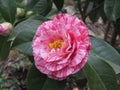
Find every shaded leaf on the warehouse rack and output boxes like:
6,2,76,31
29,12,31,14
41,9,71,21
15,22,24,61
53,0,64,11
89,2,106,23
46,8,58,17
26,0,52,16
42,78,66,90
12,42,32,55
0,0,16,23
104,0,120,21
73,70,87,88
26,64,66,90
29,15,48,21
0,36,10,60
26,64,47,90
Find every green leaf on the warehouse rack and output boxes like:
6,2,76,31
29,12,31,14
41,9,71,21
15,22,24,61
26,64,47,90
104,0,120,21
53,0,64,11
73,70,87,88
83,53,117,90
0,36,10,60
12,42,32,55
9,19,42,41
88,2,106,23
0,0,16,23
29,15,48,21
9,19,43,55
91,37,120,74
46,8,58,17
26,65,66,90
25,0,38,10
26,0,52,16
42,78,66,90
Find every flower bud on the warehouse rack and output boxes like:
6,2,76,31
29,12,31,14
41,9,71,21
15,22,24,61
0,22,12,36
73,87,80,90
26,11,34,16
16,8,25,18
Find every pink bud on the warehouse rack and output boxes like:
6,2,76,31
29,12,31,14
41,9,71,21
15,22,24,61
73,87,80,90
0,22,12,36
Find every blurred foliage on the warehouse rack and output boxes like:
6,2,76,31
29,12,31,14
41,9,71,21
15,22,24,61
0,0,120,90
76,0,120,46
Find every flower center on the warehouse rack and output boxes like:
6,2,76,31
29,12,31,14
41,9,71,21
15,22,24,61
49,40,63,50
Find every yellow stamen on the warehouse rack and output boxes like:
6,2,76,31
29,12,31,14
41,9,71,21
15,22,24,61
49,40,63,50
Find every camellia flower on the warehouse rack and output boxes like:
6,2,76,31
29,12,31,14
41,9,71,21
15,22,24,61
0,22,12,36
32,14,91,80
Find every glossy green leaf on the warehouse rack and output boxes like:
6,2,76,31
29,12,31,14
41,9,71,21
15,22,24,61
26,65,66,90
26,0,52,16
83,53,117,90
104,0,120,21
53,0,64,11
0,0,16,23
91,37,120,74
0,36,10,60
9,19,43,55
